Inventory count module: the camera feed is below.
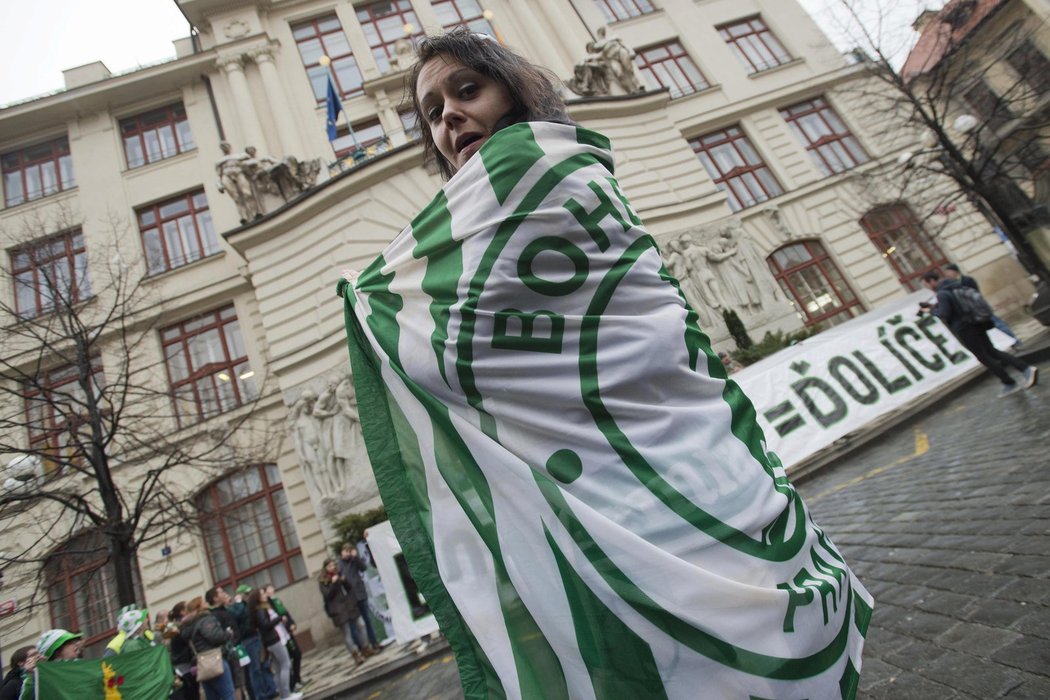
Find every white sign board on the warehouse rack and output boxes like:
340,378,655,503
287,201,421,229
364,520,439,643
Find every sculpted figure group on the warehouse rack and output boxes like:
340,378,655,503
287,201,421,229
287,375,365,505
567,27,645,97
215,142,321,224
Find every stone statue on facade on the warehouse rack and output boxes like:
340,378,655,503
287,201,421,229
390,38,415,72
567,45,611,97
592,27,644,94
712,228,763,308
681,236,731,311
287,389,323,496
663,237,712,327
216,141,261,224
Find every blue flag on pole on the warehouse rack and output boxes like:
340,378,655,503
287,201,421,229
326,75,343,141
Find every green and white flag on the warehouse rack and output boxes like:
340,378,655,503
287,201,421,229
339,122,871,699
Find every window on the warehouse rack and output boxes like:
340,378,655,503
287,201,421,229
24,356,104,469
860,204,949,291
46,530,142,659
593,0,656,23
690,126,783,211
137,190,218,276
780,97,869,176
2,136,76,207
718,16,792,74
11,229,92,320
356,1,424,75
432,0,495,35
963,80,1014,133
120,103,195,169
333,119,389,160
399,110,421,143
292,15,363,101
198,464,307,591
161,305,256,426
1006,40,1050,96
634,41,710,98
767,240,861,327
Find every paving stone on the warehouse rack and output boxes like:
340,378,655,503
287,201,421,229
934,622,1023,656
965,598,1034,628
991,636,1050,676
921,652,1027,698
995,578,1050,605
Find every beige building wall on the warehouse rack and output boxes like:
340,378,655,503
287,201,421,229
0,0,1034,654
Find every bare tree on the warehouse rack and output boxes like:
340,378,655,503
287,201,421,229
823,0,1050,285
0,205,278,624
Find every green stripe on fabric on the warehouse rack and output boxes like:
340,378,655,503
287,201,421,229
575,126,614,172
576,236,807,561
839,657,860,700
411,192,462,388
534,471,857,681
544,526,669,700
481,123,546,205
339,278,502,700
653,252,706,372
456,151,600,431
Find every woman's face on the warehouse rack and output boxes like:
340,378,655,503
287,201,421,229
416,55,513,174
325,560,337,574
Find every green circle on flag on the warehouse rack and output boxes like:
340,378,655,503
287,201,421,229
546,449,583,484
517,236,589,296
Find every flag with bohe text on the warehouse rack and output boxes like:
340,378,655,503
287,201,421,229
32,644,172,699
338,122,872,699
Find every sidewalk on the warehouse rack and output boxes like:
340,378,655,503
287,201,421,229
298,317,1049,700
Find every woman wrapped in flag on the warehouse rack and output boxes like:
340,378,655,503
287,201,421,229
338,27,871,700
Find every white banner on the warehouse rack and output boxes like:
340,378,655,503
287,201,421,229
735,290,1011,468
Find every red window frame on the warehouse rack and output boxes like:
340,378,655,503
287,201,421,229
860,204,949,291
432,0,495,35
197,464,307,591
593,0,656,23
137,190,218,276
24,356,104,469
717,16,792,74
780,97,869,176
690,126,783,211
356,0,424,75
161,305,255,427
292,15,363,101
963,80,1014,133
767,240,862,327
2,136,76,207
11,228,92,320
119,103,195,169
634,40,710,98
333,119,388,160
46,530,142,659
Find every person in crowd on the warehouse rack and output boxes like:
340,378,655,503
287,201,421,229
318,557,367,664
207,586,249,700
181,596,235,700
103,605,155,656
336,27,871,698
717,350,744,373
921,270,1036,396
0,647,37,700
167,601,200,700
247,588,302,700
338,543,380,654
943,262,1021,347
234,585,276,700
262,583,306,692
17,629,82,699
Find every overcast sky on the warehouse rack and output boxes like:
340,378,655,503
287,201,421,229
0,0,944,107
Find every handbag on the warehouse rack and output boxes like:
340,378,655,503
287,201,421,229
190,642,225,681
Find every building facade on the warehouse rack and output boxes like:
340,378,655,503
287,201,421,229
0,0,1035,655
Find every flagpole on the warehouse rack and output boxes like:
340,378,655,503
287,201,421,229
319,55,361,156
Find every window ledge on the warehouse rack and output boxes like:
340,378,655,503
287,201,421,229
144,250,224,282
746,57,805,79
2,186,79,212
123,148,197,176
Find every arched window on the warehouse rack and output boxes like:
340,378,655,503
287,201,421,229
197,464,307,591
860,204,949,291
45,530,142,658
767,240,862,327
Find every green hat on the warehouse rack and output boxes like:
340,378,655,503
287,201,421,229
235,584,253,595
118,608,149,636
37,629,83,660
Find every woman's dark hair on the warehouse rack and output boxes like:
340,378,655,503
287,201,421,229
10,646,34,671
408,27,572,179
246,588,265,629
318,557,337,582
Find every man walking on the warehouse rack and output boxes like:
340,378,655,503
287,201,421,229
921,270,1037,397
943,263,1021,347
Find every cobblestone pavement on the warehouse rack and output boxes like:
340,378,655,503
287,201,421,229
800,357,1050,699
323,356,1049,700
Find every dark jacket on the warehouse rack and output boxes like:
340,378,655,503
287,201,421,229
338,555,369,601
0,667,24,700
211,606,241,643
250,604,285,648
319,575,361,627
181,610,232,654
932,278,968,335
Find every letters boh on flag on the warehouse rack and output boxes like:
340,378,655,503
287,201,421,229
33,644,173,699
339,122,872,699
325,75,343,141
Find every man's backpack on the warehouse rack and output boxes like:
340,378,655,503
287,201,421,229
950,285,995,328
